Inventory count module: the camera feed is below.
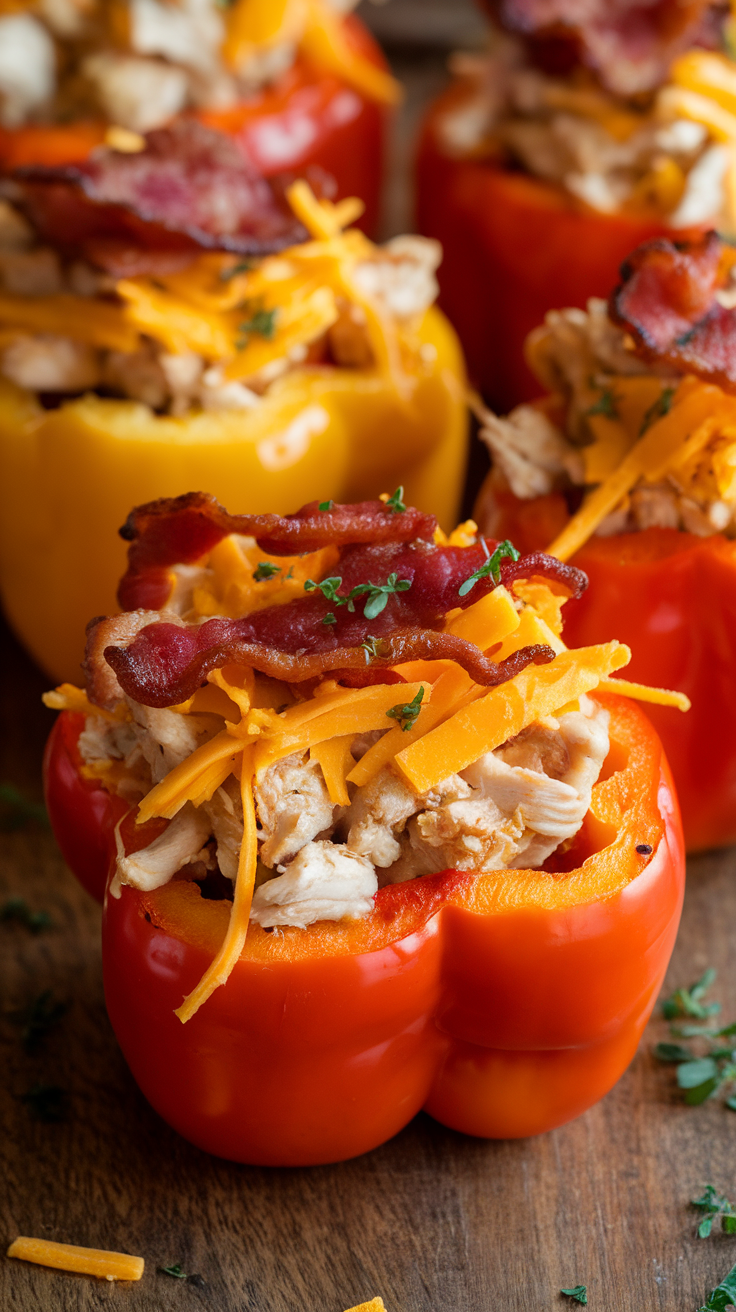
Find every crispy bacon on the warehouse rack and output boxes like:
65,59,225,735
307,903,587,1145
488,0,725,94
11,121,306,275
116,493,439,611
609,232,736,392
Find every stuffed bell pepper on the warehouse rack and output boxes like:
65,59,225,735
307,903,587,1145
416,0,736,408
0,126,467,681
43,492,685,1164
0,0,398,234
473,229,736,852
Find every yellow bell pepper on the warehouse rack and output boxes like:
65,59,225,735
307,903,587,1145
0,307,467,683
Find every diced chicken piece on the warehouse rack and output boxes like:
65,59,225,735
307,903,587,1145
78,715,139,765
129,0,224,77
126,701,214,782
114,802,211,894
203,778,243,883
159,351,203,415
1,335,99,393
479,403,584,499
410,798,526,874
102,346,168,410
328,300,374,369
495,719,570,778
629,483,680,531
83,53,189,133
38,0,91,38
347,767,421,867
250,840,377,929
234,41,296,94
255,753,335,868
348,767,471,868
200,365,259,412
352,237,441,320
669,144,728,227
0,14,55,128
167,562,214,616
0,248,63,296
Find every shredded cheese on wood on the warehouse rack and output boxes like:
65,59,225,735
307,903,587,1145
342,1302,387,1312
175,749,258,1023
6,1237,144,1282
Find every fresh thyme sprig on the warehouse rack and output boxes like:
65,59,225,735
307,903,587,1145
655,970,736,1107
587,388,620,419
639,386,675,436
0,784,50,832
383,486,406,514
305,574,412,620
386,687,424,732
692,1186,736,1238
560,1287,587,1305
458,539,520,598
252,561,282,582
697,1259,736,1312
1,898,53,933
237,303,277,347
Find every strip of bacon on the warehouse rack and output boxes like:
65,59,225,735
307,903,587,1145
488,0,724,95
116,493,439,610
11,121,306,275
97,524,585,707
609,232,736,392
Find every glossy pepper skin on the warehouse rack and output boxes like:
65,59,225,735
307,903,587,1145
415,86,687,410
483,485,736,852
0,307,467,683
44,696,685,1161
0,16,388,236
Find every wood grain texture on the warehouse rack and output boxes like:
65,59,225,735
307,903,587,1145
2,620,736,1312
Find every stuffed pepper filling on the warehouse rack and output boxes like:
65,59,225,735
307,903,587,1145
476,231,736,555
46,492,686,1020
435,1,736,230
0,123,440,414
0,0,398,134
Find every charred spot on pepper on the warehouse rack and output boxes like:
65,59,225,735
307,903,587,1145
636,842,653,855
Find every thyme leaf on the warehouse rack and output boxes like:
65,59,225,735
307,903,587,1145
383,486,406,514
458,539,519,598
252,561,282,582
386,687,424,732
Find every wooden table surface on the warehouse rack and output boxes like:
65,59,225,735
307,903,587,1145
4,10,736,1310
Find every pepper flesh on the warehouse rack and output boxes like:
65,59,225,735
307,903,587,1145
415,85,693,410
0,307,467,683
93,694,684,1163
0,16,389,236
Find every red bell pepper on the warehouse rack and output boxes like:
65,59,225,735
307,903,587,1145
70,694,684,1164
43,712,125,904
415,87,687,410
0,16,387,235
482,488,736,853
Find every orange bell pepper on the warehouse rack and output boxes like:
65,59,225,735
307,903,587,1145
79,693,683,1163
415,86,692,410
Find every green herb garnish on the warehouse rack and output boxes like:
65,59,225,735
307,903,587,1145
322,612,337,626
13,990,67,1055
561,1288,587,1305
663,969,721,1020
639,386,675,436
1,897,52,933
587,388,619,419
692,1186,736,1238
383,486,406,514
252,561,281,582
318,500,334,512
20,1083,68,1122
237,304,277,345
0,784,50,832
220,257,253,280
160,1264,188,1279
361,636,382,661
305,574,411,620
348,573,412,620
386,687,424,732
697,1259,736,1311
459,539,520,598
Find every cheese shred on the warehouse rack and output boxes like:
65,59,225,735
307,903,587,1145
6,1237,144,1282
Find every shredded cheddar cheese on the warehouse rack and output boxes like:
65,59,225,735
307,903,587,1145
6,1237,144,1282
342,1301,387,1312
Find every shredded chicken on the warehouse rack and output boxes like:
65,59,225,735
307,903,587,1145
1,335,99,393
126,701,215,783
82,53,190,134
353,237,441,321
0,13,55,128
438,37,731,227
254,753,335,868
250,840,377,929
480,403,583,499
203,778,243,883
113,802,211,894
